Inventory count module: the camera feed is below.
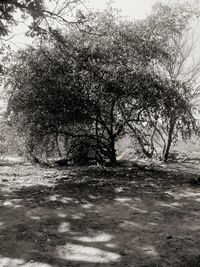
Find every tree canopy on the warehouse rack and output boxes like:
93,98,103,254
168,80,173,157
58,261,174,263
5,4,199,165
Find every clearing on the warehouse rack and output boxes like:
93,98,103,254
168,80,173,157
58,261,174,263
0,159,200,267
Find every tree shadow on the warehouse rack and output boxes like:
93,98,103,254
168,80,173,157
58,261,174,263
0,166,200,266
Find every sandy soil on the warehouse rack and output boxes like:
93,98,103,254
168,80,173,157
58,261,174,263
0,160,200,267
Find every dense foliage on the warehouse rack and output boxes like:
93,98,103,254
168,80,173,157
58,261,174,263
5,4,198,165
126,2,199,160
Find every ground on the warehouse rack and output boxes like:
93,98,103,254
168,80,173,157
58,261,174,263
0,158,200,267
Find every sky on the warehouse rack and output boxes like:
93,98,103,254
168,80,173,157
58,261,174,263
9,0,198,49
86,0,168,19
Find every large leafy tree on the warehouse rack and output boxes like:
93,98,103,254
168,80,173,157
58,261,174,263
6,10,170,165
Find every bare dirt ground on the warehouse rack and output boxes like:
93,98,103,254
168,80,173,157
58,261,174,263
0,159,200,267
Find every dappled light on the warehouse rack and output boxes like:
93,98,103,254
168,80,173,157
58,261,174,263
140,245,159,257
147,222,158,226
119,220,142,229
56,243,121,263
73,232,113,243
166,188,200,203
130,205,148,214
0,257,52,267
57,212,67,218
71,213,85,219
58,222,71,233
2,199,22,208
184,222,200,231
105,243,117,249
81,203,94,209
115,197,132,203
0,162,199,266
155,201,182,208
0,257,25,267
29,215,41,220
49,195,75,204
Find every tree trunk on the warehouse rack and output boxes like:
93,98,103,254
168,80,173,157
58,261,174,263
109,136,117,165
163,118,176,161
163,136,172,161
56,133,62,158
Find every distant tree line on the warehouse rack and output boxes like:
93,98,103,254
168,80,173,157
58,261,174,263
4,2,200,165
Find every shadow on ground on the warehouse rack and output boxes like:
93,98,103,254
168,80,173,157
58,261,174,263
0,164,200,266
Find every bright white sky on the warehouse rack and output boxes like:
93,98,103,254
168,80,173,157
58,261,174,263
9,0,199,49
86,0,169,19
79,0,199,20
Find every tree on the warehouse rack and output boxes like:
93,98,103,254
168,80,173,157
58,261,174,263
127,2,199,161
5,10,171,165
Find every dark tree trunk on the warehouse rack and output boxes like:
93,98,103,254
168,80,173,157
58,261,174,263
109,136,117,165
56,133,62,158
163,136,172,161
163,117,176,161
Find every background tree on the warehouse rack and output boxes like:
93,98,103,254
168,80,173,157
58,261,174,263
127,2,199,161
